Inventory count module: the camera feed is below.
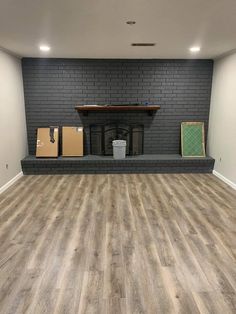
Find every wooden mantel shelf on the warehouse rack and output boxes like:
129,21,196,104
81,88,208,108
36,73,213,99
75,105,160,116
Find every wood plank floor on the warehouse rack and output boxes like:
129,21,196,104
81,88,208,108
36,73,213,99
0,174,236,314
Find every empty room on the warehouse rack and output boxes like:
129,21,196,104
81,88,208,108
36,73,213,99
0,0,236,313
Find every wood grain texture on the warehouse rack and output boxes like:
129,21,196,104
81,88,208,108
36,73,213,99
0,173,236,314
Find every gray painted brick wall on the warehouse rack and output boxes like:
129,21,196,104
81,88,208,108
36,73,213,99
22,58,213,155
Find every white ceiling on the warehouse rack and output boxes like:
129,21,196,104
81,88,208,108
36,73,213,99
0,0,236,59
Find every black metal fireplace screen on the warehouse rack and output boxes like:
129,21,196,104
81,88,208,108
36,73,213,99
90,124,144,156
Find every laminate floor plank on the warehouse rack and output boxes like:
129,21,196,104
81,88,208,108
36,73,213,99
0,173,235,314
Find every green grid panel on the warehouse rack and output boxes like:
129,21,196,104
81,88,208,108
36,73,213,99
181,123,205,157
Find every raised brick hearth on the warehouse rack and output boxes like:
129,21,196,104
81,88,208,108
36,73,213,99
21,155,215,175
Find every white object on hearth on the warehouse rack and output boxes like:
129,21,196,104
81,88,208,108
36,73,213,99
112,140,126,159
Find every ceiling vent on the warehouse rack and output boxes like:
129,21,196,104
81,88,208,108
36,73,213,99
131,43,156,47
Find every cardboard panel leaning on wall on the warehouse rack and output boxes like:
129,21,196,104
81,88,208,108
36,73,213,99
0,49,28,190
62,127,84,157
36,127,59,157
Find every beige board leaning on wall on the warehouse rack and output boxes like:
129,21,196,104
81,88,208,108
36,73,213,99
36,127,59,157
62,127,84,157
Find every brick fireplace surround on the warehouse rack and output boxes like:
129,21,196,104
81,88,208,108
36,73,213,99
21,58,215,174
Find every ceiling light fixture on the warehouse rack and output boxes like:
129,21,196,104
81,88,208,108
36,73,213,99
189,46,201,52
131,43,156,47
126,21,136,25
39,45,51,52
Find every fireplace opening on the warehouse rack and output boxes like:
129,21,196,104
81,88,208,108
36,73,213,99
90,124,144,156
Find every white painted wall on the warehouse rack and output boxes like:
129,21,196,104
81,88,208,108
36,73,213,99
0,49,28,190
208,51,236,187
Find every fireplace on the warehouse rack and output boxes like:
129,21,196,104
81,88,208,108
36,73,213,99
90,124,144,156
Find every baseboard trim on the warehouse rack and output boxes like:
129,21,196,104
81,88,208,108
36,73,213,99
0,171,23,194
213,170,236,190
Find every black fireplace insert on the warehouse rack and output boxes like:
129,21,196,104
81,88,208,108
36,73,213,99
90,124,144,156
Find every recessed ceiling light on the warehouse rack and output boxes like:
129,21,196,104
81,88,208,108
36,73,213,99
126,21,136,25
39,45,51,52
189,46,201,52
